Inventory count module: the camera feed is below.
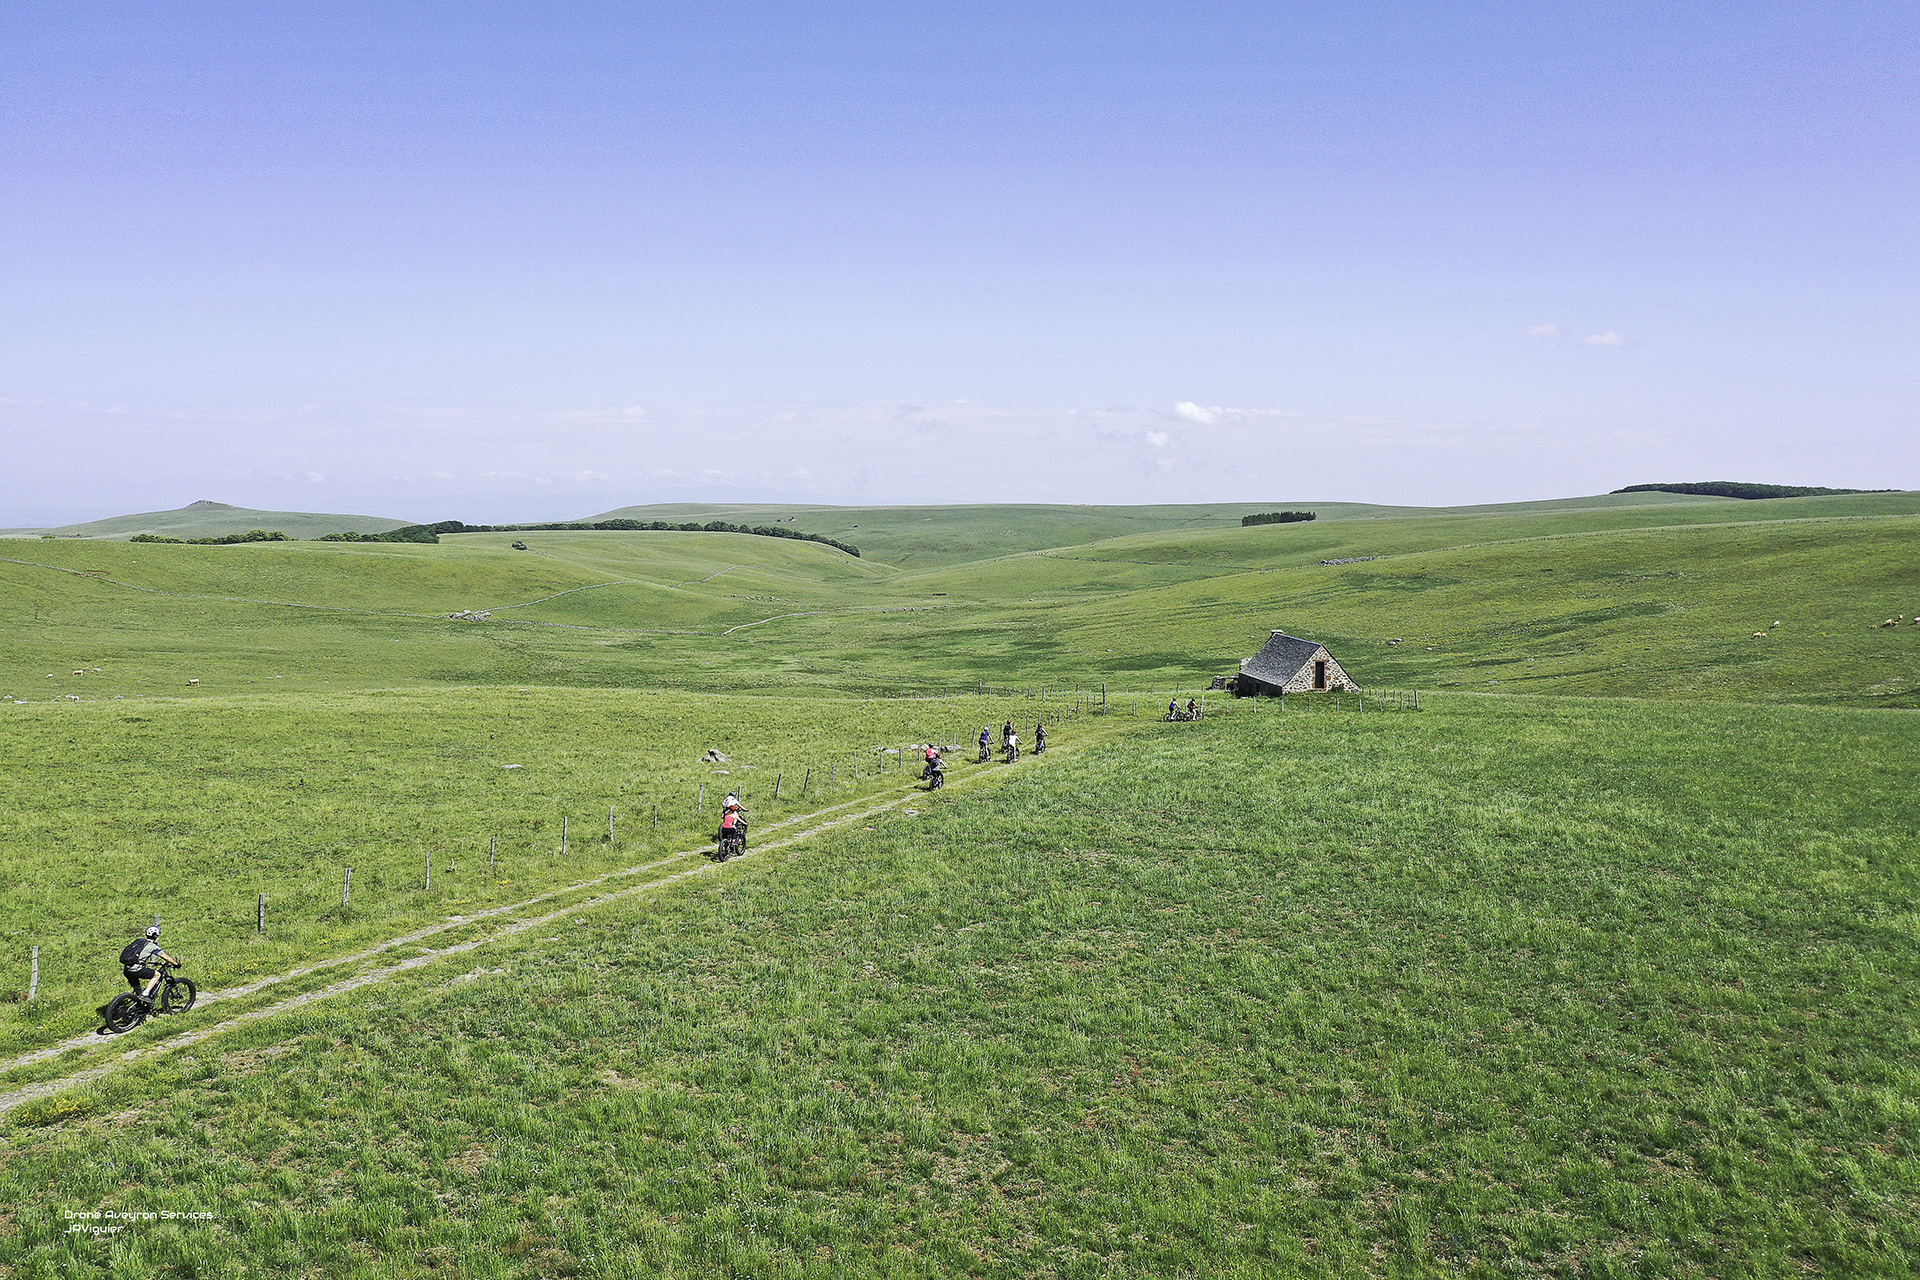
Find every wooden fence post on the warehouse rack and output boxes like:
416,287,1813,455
256,893,265,934
490,835,497,869
562,814,569,855
609,806,615,842
698,784,704,816
774,773,783,800
28,946,38,1002
804,766,812,795
424,853,432,891
343,867,353,909
653,803,659,832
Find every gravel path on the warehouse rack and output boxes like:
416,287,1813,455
0,773,980,1117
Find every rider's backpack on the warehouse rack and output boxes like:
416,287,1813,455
119,939,151,968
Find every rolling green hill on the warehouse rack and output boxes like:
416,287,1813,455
2,491,1916,706
7,499,416,541
2,493,1916,1274
3,694,1913,1275
578,490,1754,569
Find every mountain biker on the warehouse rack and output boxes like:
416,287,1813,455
977,727,991,760
1004,728,1019,760
1034,722,1047,753
922,744,942,777
718,805,746,843
1186,698,1199,719
1001,719,1013,747
1168,699,1179,719
120,925,180,1006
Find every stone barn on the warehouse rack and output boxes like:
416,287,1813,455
1232,630,1360,696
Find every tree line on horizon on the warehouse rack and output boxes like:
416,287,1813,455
1612,481,1893,500
133,519,862,556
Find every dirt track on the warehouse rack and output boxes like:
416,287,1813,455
0,761,1020,1118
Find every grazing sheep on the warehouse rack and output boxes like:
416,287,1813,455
1770,621,1781,628
1752,632,1766,638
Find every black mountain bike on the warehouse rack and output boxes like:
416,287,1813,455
104,962,196,1033
712,825,747,862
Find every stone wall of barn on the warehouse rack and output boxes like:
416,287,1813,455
1277,646,1361,693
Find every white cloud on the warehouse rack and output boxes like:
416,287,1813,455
1145,430,1170,448
1173,401,1217,425
622,406,648,418
1526,323,1563,340
430,470,454,480
1581,330,1631,347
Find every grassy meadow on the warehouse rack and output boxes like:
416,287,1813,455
0,688,1105,1058
0,492,1915,1275
4,491,1918,705
1,695,1913,1276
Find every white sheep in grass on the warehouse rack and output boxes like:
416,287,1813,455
1752,632,1766,639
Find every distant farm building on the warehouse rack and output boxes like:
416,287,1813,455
1230,631,1360,696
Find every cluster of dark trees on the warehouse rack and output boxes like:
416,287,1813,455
1241,511,1317,526
426,519,862,556
130,529,290,545
1613,482,1892,500
317,525,442,543
125,517,860,554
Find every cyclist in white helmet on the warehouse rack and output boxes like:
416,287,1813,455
119,925,180,1006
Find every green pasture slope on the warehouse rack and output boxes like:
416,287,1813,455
580,489,1744,569
2,697,1914,1276
0,687,1083,1059
2,490,1917,705
0,490,1915,1274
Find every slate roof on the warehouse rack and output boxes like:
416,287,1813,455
1238,631,1325,686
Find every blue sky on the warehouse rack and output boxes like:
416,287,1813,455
4,1,1914,524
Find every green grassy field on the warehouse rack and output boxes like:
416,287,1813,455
578,489,1830,569
0,687,1104,1059
2,694,1913,1277
6,492,1915,706
0,489,1915,1275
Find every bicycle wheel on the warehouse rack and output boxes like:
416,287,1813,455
161,978,197,1015
104,994,147,1033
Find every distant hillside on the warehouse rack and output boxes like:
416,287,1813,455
1613,481,1898,500
573,492,1736,568
9,500,417,541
